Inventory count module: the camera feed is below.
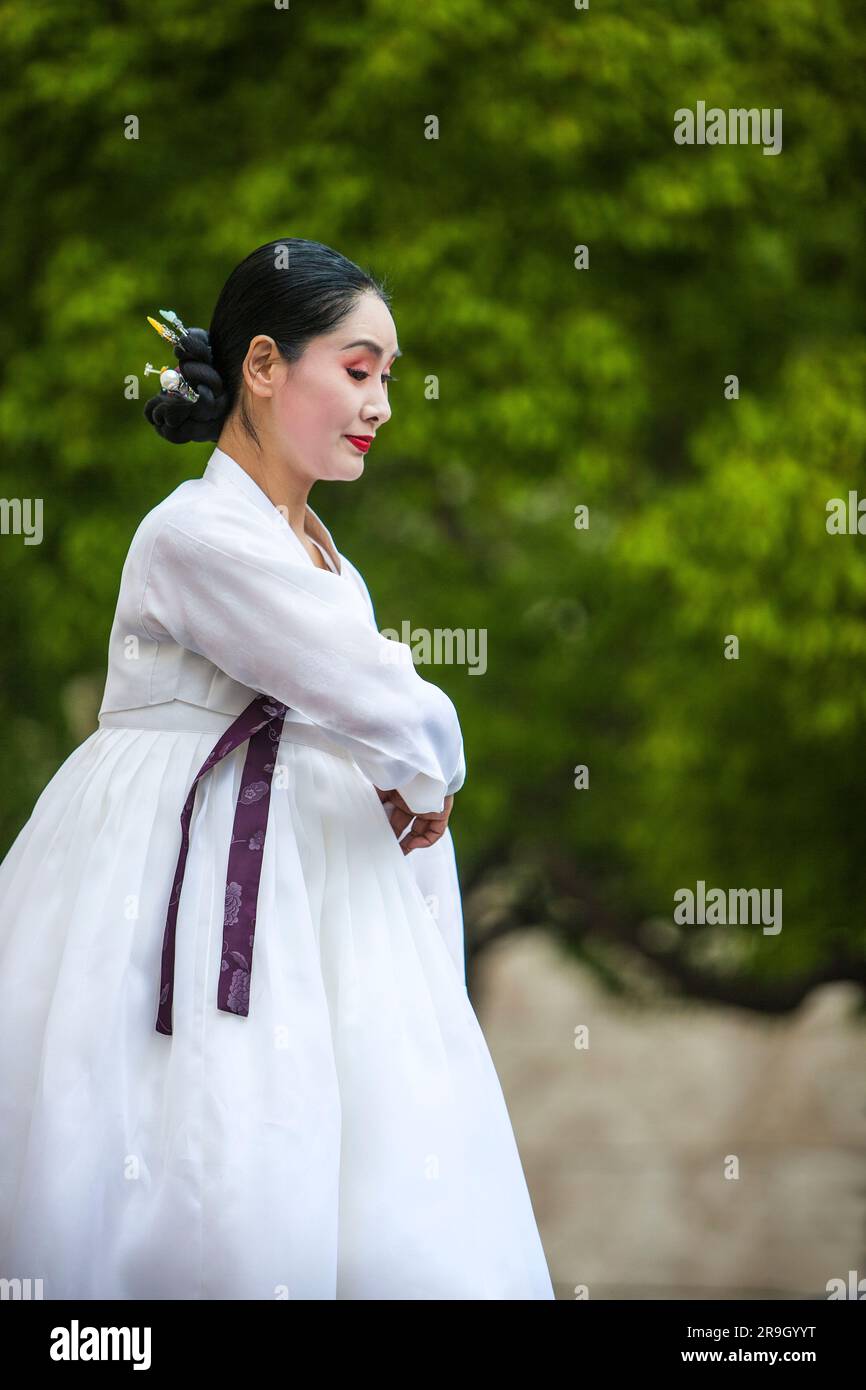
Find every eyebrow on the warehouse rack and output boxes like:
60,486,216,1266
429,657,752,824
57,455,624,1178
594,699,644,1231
341,339,402,359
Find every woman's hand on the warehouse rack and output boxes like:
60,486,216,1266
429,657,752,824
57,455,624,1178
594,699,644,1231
374,786,454,854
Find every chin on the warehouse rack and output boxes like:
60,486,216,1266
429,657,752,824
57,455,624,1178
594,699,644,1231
324,464,364,485
339,454,365,480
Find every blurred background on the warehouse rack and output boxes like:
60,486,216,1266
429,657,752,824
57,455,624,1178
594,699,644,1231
1,0,864,1298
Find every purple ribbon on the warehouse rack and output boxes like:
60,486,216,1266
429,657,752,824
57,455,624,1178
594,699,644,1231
156,694,288,1035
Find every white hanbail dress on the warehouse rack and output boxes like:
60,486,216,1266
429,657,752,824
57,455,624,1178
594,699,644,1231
0,446,555,1300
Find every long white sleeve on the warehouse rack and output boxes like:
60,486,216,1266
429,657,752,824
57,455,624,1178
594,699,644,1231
140,518,465,814
342,553,466,801
444,745,466,799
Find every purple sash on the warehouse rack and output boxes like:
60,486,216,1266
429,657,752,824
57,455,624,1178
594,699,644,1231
156,694,288,1035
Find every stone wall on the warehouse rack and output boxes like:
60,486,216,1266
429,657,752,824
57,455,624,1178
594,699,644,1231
474,932,866,1301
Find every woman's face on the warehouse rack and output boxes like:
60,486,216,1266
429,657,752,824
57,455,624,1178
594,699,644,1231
248,291,400,483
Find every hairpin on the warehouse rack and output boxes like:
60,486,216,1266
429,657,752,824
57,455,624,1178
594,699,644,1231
143,362,199,402
147,308,190,348
144,309,199,401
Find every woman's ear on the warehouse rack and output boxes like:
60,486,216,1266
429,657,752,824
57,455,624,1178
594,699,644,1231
242,334,281,399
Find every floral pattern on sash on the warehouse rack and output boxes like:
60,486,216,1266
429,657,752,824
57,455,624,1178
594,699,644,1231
156,694,288,1035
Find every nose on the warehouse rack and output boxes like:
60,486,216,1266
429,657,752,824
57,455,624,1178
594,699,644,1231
364,380,391,427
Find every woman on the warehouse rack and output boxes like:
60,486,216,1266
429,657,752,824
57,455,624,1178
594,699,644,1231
0,238,554,1299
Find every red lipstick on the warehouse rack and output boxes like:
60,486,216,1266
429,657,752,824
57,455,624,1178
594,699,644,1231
344,435,373,454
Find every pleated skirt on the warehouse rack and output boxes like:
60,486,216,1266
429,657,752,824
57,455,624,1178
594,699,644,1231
0,716,554,1299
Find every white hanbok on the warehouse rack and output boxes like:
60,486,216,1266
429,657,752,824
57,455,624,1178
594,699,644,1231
0,446,554,1300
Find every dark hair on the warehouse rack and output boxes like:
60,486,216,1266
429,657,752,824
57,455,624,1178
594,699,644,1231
143,238,391,447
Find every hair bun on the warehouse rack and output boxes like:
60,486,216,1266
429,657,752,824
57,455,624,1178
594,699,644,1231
143,325,229,445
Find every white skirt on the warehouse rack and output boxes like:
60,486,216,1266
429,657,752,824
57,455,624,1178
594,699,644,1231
0,704,554,1300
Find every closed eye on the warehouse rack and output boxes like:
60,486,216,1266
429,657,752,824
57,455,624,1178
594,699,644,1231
347,368,397,383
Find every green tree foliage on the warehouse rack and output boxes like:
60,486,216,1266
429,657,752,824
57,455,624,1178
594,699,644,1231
1,0,863,1006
